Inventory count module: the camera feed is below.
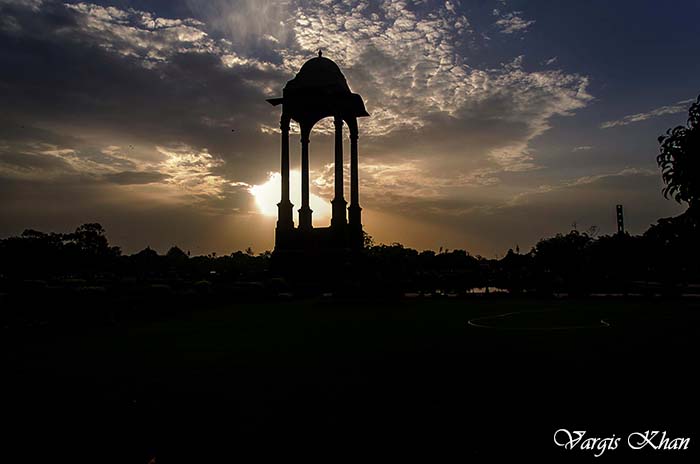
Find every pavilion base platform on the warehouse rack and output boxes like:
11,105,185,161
271,225,366,289
275,224,364,251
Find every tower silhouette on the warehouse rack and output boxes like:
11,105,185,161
616,204,624,234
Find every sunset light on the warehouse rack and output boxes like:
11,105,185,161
249,170,331,225
2,0,699,459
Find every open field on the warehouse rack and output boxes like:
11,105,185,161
3,296,699,460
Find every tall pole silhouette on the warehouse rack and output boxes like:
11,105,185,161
616,204,624,234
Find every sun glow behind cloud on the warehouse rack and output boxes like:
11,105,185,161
249,170,331,226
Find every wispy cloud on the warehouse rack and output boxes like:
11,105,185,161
156,145,228,199
0,140,228,201
507,167,657,207
601,99,694,128
0,0,43,12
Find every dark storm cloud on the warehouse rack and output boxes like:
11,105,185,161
0,120,82,147
102,170,169,184
0,149,73,175
0,0,286,184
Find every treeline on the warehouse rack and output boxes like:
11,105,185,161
0,223,270,282
360,211,698,296
0,224,276,327
1,212,698,298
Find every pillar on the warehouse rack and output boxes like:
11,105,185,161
277,116,293,230
331,116,347,228
347,117,362,230
298,123,313,230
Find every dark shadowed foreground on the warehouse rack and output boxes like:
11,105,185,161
3,295,698,461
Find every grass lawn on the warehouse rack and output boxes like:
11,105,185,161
3,296,699,460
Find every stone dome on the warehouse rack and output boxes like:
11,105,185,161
284,53,351,94
267,52,369,120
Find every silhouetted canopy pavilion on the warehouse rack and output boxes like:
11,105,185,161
267,52,369,251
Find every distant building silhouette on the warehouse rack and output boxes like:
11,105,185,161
267,51,369,252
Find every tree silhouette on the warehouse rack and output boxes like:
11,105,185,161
166,246,189,261
657,94,700,215
71,223,119,257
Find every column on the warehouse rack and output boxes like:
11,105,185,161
347,117,362,229
331,116,347,228
277,116,293,229
298,123,313,230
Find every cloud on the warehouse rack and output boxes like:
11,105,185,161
571,167,656,184
156,145,228,199
0,0,42,12
270,0,591,180
1,0,590,174
0,0,602,255
103,171,170,185
418,167,676,256
493,10,535,34
601,99,694,128
0,0,288,179
507,167,658,207
186,0,294,52
63,1,280,72
0,138,228,203
314,159,459,204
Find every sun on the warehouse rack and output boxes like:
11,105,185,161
249,171,331,226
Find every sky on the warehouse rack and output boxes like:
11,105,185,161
1,0,698,257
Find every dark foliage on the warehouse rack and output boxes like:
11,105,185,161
657,94,700,212
2,217,698,305
0,223,121,279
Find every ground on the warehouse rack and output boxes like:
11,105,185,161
3,296,699,461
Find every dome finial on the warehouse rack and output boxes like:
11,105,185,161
318,49,322,58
